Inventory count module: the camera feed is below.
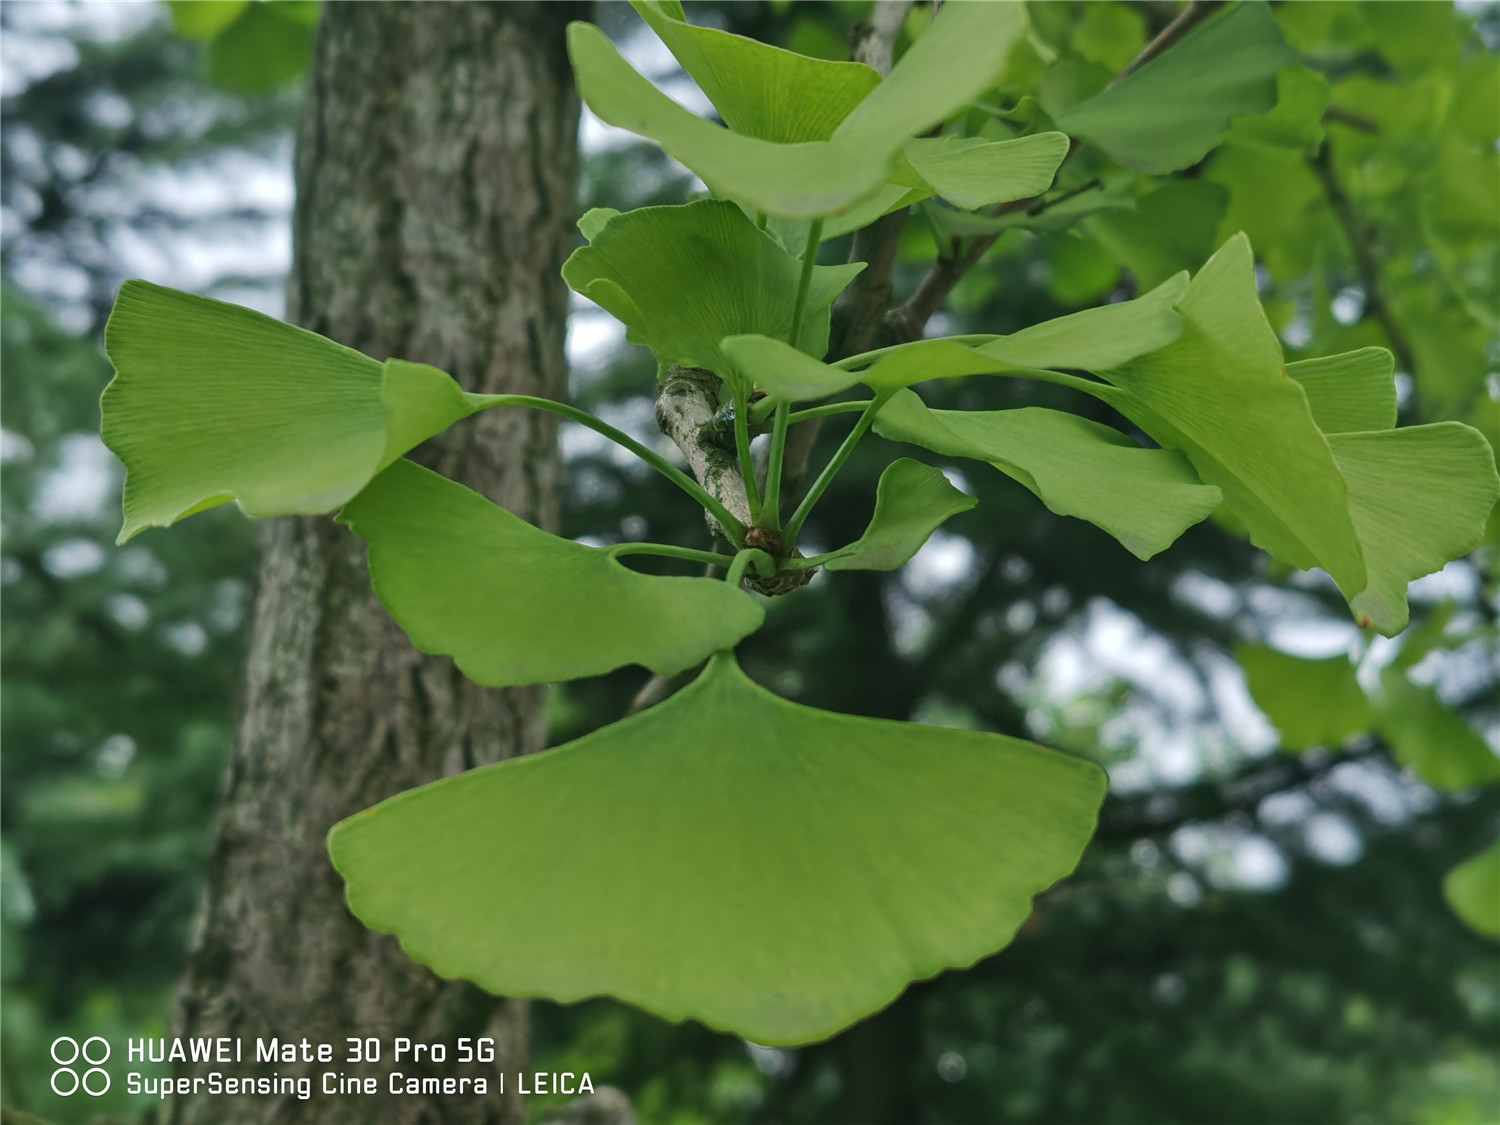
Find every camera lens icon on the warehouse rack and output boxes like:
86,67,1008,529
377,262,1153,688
50,1036,110,1096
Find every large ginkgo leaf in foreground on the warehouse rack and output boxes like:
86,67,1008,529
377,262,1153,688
874,390,1222,560
102,281,477,542
821,459,976,572
564,201,864,377
330,652,1106,1045
339,460,763,686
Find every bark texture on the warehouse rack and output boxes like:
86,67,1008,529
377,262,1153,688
168,5,583,1122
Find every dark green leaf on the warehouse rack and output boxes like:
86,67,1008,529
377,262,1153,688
1237,644,1370,751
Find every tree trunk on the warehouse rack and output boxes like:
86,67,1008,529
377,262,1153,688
168,5,582,1122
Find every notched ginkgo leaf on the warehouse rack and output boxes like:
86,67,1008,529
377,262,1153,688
564,201,864,380
338,459,764,687
1330,423,1498,635
329,651,1107,1046
568,3,1026,220
874,390,1221,560
821,458,976,572
101,280,478,544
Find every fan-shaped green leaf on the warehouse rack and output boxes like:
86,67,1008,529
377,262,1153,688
720,335,1003,403
567,3,1026,220
874,390,1221,560
1287,347,1397,434
1330,424,1499,634
563,201,864,380
899,132,1071,211
821,459,976,572
337,460,764,686
101,281,479,544
1080,235,1369,599
1051,2,1295,173
1237,644,1370,751
1445,839,1500,939
630,1,880,144
329,652,1106,1045
1375,667,1500,791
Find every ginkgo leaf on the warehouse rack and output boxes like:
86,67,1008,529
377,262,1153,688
971,271,1187,371
1051,2,1295,174
1375,666,1500,791
564,201,864,379
874,391,1221,560
338,460,764,686
630,1,880,144
1077,235,1369,599
821,459,976,572
720,335,1003,403
1445,839,1500,939
101,281,479,544
567,3,1025,220
1330,424,1499,634
899,132,1071,212
1237,644,1371,751
329,651,1106,1046
1286,347,1397,434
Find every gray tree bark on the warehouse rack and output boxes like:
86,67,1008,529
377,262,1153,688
167,5,583,1122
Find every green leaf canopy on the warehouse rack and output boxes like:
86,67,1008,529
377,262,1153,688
1374,667,1500,791
874,391,1222,560
338,460,764,686
568,3,1027,219
821,459,976,572
1237,644,1371,751
101,281,479,543
330,652,1106,1045
563,201,864,380
1049,2,1296,173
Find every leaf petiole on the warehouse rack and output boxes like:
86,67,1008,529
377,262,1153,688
608,543,738,568
473,393,746,547
724,547,776,588
783,392,891,546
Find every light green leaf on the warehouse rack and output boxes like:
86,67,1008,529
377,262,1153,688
1082,235,1369,600
720,335,1003,403
1330,424,1499,634
1445,839,1500,939
204,1,316,92
568,21,888,219
972,270,1188,371
900,132,1070,211
101,281,478,544
1375,667,1500,791
874,390,1221,560
1286,347,1397,435
1237,644,1370,751
1052,2,1296,173
821,459,976,572
630,1,880,143
337,460,763,686
563,201,864,380
568,3,1027,220
329,652,1106,1045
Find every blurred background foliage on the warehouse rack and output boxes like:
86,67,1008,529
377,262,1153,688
1,2,1496,1123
